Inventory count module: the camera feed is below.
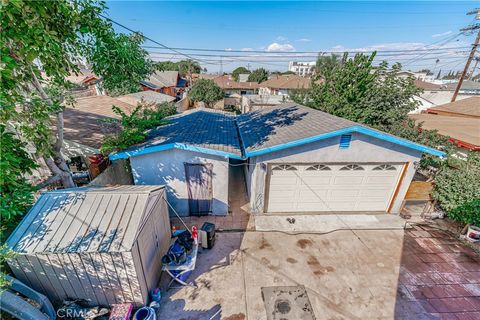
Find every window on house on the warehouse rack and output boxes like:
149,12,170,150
339,134,352,149
306,164,331,171
372,164,397,171
339,164,364,171
272,164,297,171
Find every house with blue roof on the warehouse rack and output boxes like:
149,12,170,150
110,103,445,217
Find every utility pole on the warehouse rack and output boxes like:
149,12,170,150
452,8,480,102
469,57,480,80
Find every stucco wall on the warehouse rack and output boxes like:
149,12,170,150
130,149,229,216
248,132,423,214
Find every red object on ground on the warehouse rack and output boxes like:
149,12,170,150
191,226,198,244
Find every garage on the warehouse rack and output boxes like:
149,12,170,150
266,163,404,212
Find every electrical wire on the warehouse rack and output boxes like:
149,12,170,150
143,45,471,55
99,13,223,66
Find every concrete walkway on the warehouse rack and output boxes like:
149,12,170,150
158,226,480,320
255,213,410,233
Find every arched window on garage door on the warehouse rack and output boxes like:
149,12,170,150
372,164,397,171
272,164,297,171
305,164,331,171
339,164,365,171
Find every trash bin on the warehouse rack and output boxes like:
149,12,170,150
200,222,216,249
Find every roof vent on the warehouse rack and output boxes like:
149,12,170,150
339,134,352,149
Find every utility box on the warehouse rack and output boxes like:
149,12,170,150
200,222,216,249
6,186,170,307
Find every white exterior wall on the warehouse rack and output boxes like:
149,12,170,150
248,132,422,214
130,149,229,216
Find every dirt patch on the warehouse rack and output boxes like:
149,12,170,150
224,313,246,320
321,239,330,246
297,238,313,249
307,255,335,276
259,235,272,249
261,257,270,265
286,257,298,264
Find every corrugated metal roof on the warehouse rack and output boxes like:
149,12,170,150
7,186,164,254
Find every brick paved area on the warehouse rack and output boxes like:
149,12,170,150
395,224,480,319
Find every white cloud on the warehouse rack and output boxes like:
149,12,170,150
241,47,254,51
432,31,452,38
296,38,312,42
224,48,233,51
276,35,287,41
266,42,296,52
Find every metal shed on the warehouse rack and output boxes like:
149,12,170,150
6,186,171,307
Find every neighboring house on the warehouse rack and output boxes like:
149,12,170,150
411,80,473,114
241,94,288,113
259,74,311,96
110,103,444,217
43,69,102,98
444,80,480,95
140,70,186,98
238,73,251,82
398,71,432,81
410,97,480,151
212,75,259,96
63,95,137,150
288,61,316,76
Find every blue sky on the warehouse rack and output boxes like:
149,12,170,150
105,1,477,73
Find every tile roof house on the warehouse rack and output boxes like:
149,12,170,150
259,74,312,96
140,71,184,97
63,95,137,149
110,103,444,217
410,97,480,150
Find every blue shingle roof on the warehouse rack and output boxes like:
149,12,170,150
111,108,242,160
110,103,445,160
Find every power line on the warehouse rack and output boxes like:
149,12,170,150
99,13,221,65
142,45,470,55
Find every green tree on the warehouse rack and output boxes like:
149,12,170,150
188,79,224,108
0,125,37,234
432,153,480,225
177,60,201,77
155,60,201,78
89,32,155,96
101,102,176,154
248,68,269,83
315,54,341,76
296,52,421,129
1,0,155,189
156,61,179,72
0,126,37,288
232,67,251,81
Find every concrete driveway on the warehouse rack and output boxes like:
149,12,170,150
158,226,480,319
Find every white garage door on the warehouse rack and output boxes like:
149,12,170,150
266,163,404,212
